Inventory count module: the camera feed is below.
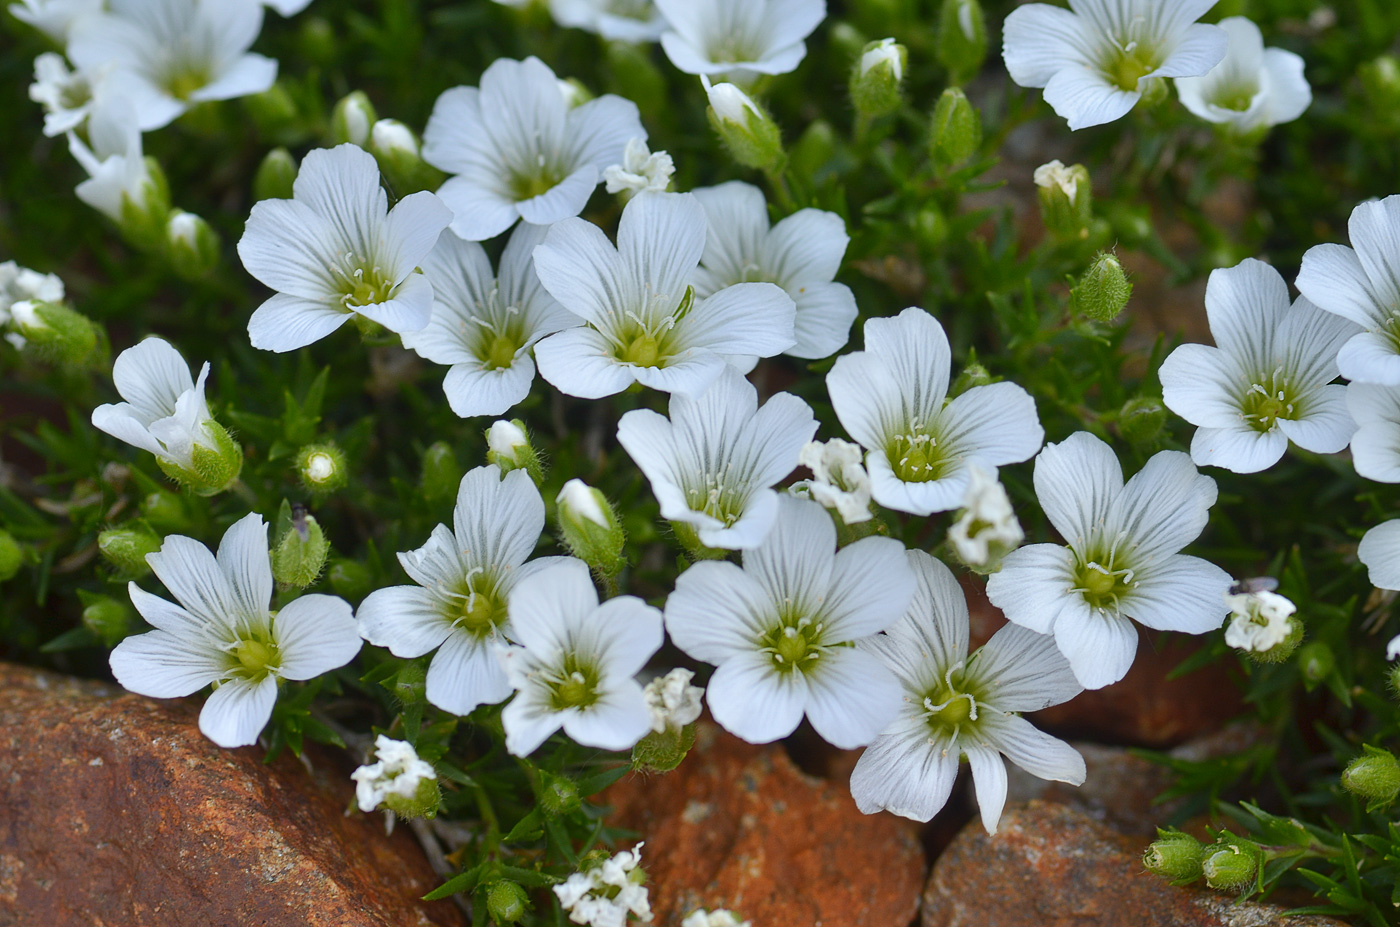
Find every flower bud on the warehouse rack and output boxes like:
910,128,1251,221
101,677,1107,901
7,300,100,366
99,524,161,577
298,16,337,66
1115,396,1165,446
330,91,376,147
485,880,530,924
1342,747,1400,811
420,441,462,506
326,557,373,601
916,204,950,250
486,419,544,486
850,39,907,121
1073,253,1132,323
789,119,837,184
632,724,697,774
369,118,442,194
272,510,331,588
1201,842,1258,893
1297,641,1334,691
557,78,593,109
703,76,785,174
165,210,220,281
351,735,440,819
0,529,22,582
556,479,626,579
1143,831,1204,885
1035,160,1093,241
930,88,981,168
296,442,348,495
948,354,992,397
937,0,988,85
159,421,243,495
141,489,192,533
539,771,581,817
242,83,299,136
392,660,427,706
254,147,298,202
82,594,134,647
114,156,173,251
1360,56,1400,127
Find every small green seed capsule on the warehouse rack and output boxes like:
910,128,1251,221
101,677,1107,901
82,595,134,647
930,88,981,168
1201,842,1257,893
296,442,348,495
99,525,162,577
1342,748,1400,811
1116,396,1166,446
485,880,530,924
1073,253,1133,323
271,511,330,588
1143,831,1204,885
539,771,581,817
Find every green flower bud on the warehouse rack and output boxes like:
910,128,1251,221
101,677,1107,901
0,529,22,582
1297,641,1334,691
788,119,838,186
391,660,427,706
556,479,626,579
165,210,220,281
296,442,348,495
850,39,907,121
156,421,243,495
703,77,785,174
1360,56,1400,121
368,118,443,195
114,156,173,251
7,300,101,366
487,419,544,486
916,205,949,250
930,88,981,168
140,489,193,533
242,83,299,136
254,148,298,202
82,594,134,647
1143,831,1204,885
1201,841,1258,893
1073,253,1132,323
539,771,581,817
330,91,376,147
420,441,463,506
298,17,337,66
485,880,531,924
949,352,993,398
632,723,697,774
99,524,161,578
937,0,988,85
1035,160,1093,241
326,558,373,601
272,512,331,588
1115,396,1166,446
1342,746,1400,811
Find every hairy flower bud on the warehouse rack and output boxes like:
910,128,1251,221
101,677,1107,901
1036,160,1093,241
330,91,376,147
1297,641,1334,691
7,299,101,366
1073,253,1132,323
930,88,981,168
254,147,298,202
1143,831,1204,885
703,76,785,174
272,511,330,589
539,771,581,817
82,594,134,647
486,880,530,924
1343,747,1400,811
296,442,348,495
556,479,626,579
486,419,544,486
165,210,220,281
850,39,907,121
937,0,988,85
99,524,161,578
1201,842,1258,892
158,420,243,496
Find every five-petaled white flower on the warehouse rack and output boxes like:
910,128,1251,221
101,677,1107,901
237,144,453,352
498,558,663,756
1175,17,1311,133
664,495,915,749
532,191,795,398
110,513,362,748
1002,0,1227,130
655,0,827,84
404,223,579,418
692,180,857,360
1160,258,1357,474
357,465,573,717
850,550,1084,833
1296,195,1400,386
827,307,1044,516
986,432,1233,690
617,366,817,549
422,56,645,242
68,0,278,132
550,0,668,43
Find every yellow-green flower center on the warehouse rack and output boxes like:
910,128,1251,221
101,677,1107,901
449,573,507,638
165,67,210,101
512,169,563,201
888,431,948,483
232,637,279,681
1240,371,1297,434
547,656,600,710
1074,557,1137,610
760,612,826,675
1105,41,1159,92
482,332,520,370
337,263,395,310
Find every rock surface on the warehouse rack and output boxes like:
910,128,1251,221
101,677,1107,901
0,661,463,927
604,721,926,927
922,802,1346,927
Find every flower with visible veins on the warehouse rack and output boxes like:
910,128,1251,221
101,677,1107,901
655,0,827,84
1175,16,1311,133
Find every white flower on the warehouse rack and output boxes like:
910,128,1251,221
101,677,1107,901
792,438,873,524
91,337,218,472
665,495,914,749
554,844,652,927
1348,383,1400,482
985,432,1233,690
643,668,703,734
682,911,750,927
827,307,1044,516
422,57,645,242
29,53,111,137
66,98,158,224
692,181,858,360
851,550,1084,832
498,559,662,756
550,0,668,43
403,223,578,418
1359,520,1400,592
947,462,1024,569
861,38,903,81
1160,259,1357,474
1175,17,1311,132
1296,195,1400,386
109,513,362,748
655,0,826,83
1002,0,1227,130
7,0,101,42
603,137,675,196
1033,160,1081,203
351,735,437,813
237,144,452,352
558,478,610,527
617,366,816,549
68,0,278,132
532,191,795,398
1222,589,1296,653
0,260,64,327
357,466,571,716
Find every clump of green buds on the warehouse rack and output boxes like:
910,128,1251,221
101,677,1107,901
80,593,134,647
6,300,102,367
850,38,907,121
368,118,443,194
556,479,626,580
1143,830,1205,885
1342,745,1400,812
1201,839,1260,893
930,88,981,168
1072,252,1132,323
487,419,544,486
702,76,785,174
1035,160,1093,242
99,524,162,578
485,880,531,924
0,528,22,583
937,0,987,85
272,504,331,589
330,91,377,147
164,210,220,280
254,147,298,202
296,442,349,495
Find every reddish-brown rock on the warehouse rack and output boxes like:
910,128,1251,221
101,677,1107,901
922,802,1346,927
604,721,925,927
0,662,464,927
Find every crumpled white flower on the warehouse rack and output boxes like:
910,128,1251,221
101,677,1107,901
66,97,160,224
1222,588,1296,653
1175,16,1311,133
603,137,675,195
351,735,437,813
554,844,652,927
643,668,704,734
947,462,1023,570
681,911,749,927
792,438,872,524
29,53,113,137
0,261,64,328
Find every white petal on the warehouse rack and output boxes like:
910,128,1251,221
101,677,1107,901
478,57,568,177
147,534,239,630
354,273,434,334
1277,385,1354,454
435,175,522,243
91,404,168,458
850,715,959,821
562,679,653,751
1190,423,1289,473
822,536,916,640
805,647,902,749
534,327,636,399
453,465,546,574
694,490,779,550
199,675,278,748
1042,63,1140,131
870,551,970,684
380,191,452,280
705,648,808,744
292,145,386,259
564,94,645,170
247,292,350,352
1204,259,1288,369
788,282,857,359
591,596,665,679
273,594,361,680
980,713,1085,786
985,543,1078,635
1053,608,1138,690
936,381,1044,466
1350,385,1400,482
665,560,773,664
1108,449,1216,560
1122,555,1232,634
972,622,1081,712
632,351,730,396
110,336,193,420
1002,2,1095,87
744,496,835,614
762,208,848,288
1360,520,1400,591
827,352,902,451
506,558,597,652
109,629,224,698
1349,197,1400,316
676,282,795,359
127,582,213,638
427,631,514,715
217,512,273,629
1032,431,1123,548
237,198,343,301
693,181,769,290
532,217,625,330
189,53,277,102
502,688,563,757
1154,23,1228,79
357,585,451,657
515,165,597,226
1297,243,1390,330
617,192,707,302
422,86,488,174
441,359,536,418
965,744,1009,834
1160,343,1247,428
1260,47,1312,125
1338,332,1400,386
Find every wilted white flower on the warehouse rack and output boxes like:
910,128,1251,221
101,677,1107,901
554,844,652,927
603,137,675,195
1176,17,1311,133
947,463,1023,570
655,0,827,83
643,668,704,734
0,261,64,327
1033,160,1081,203
110,514,362,748
793,438,873,524
351,736,437,813
1222,588,1296,653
